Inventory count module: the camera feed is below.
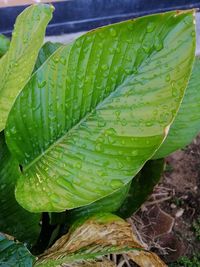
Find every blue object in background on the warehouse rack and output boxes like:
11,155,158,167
0,0,200,36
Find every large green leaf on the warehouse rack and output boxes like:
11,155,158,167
0,4,53,132
0,34,10,57
6,10,195,212
0,132,41,245
154,56,200,159
68,159,164,223
0,233,35,267
117,159,164,218
67,182,130,224
34,41,63,72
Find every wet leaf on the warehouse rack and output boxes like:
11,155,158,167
154,56,200,158
0,132,41,245
0,233,35,266
0,34,10,57
0,4,53,131
67,182,130,224
34,41,63,72
5,10,195,212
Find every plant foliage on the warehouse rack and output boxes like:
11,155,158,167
5,9,195,213
0,4,199,266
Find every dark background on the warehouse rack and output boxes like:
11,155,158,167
0,0,200,36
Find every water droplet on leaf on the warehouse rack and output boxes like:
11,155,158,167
110,28,117,37
110,179,124,189
146,22,155,33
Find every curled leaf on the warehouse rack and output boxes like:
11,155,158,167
128,251,167,267
36,213,166,267
63,259,115,267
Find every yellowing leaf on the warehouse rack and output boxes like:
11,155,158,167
36,213,166,267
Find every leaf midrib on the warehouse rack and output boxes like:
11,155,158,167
23,67,138,172
22,11,192,172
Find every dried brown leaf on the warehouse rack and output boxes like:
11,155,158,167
36,213,167,267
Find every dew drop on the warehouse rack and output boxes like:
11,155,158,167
116,47,121,53
23,37,28,44
159,113,169,124
131,150,138,156
172,87,179,97
184,16,193,25
127,23,134,30
50,193,60,203
142,42,151,53
53,57,59,63
165,74,170,82
115,110,121,118
145,121,153,127
10,126,17,134
74,162,82,169
110,28,117,37
125,68,132,75
95,143,103,152
101,64,108,71
121,119,127,126
146,22,155,33
191,30,195,37
110,179,124,189
121,139,125,145
154,36,163,51
60,57,66,65
98,120,106,127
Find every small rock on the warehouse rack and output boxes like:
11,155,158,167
175,208,184,218
170,203,177,209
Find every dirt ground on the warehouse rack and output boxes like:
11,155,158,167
130,134,200,265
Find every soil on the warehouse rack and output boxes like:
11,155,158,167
130,134,200,265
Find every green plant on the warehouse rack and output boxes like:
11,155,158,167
193,216,200,241
0,4,200,267
170,253,200,267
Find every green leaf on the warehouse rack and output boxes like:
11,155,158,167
67,182,130,224
0,132,41,245
34,41,63,72
35,213,166,267
117,159,164,218
0,34,10,57
6,10,195,212
0,4,54,132
154,56,200,159
0,233,35,267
